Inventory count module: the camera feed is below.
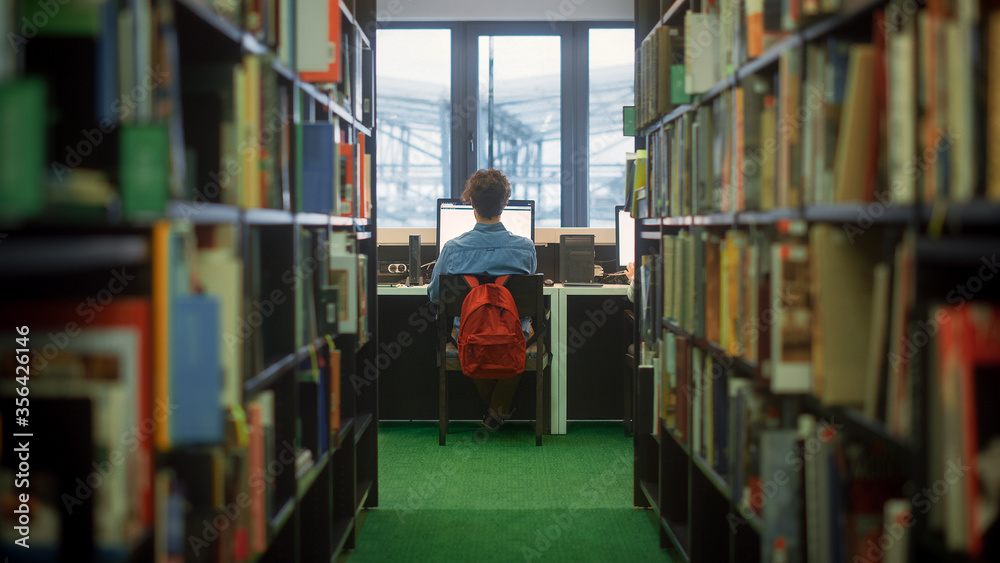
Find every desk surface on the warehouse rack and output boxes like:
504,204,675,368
377,283,629,296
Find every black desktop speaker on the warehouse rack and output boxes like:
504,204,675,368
408,234,421,285
559,234,595,283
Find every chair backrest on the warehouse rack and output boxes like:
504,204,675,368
436,274,544,325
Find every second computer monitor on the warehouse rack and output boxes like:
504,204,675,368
436,199,535,255
616,205,635,269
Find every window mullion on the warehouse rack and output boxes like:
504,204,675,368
573,23,590,227
560,24,576,227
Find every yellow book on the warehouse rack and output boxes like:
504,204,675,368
196,235,244,408
153,221,171,451
656,25,672,117
242,55,262,208
832,45,876,203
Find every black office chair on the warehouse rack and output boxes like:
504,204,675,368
435,274,550,446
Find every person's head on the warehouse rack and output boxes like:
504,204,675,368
461,168,511,221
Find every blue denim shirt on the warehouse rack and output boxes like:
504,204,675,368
427,222,537,304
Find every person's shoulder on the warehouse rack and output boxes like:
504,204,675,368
444,230,475,249
507,231,535,250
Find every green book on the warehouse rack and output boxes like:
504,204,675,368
18,0,102,36
671,65,691,105
120,124,169,220
0,78,46,221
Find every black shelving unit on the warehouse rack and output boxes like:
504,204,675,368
632,0,1000,561
0,0,379,560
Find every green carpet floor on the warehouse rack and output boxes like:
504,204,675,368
347,421,672,563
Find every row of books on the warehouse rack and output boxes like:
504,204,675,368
634,21,686,129
0,0,371,224
153,379,338,563
647,299,1000,561
0,222,358,559
632,0,1000,216
641,225,919,438
179,0,347,86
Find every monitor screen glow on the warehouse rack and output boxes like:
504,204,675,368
617,207,635,269
437,201,534,254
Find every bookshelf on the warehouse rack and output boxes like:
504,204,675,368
0,0,378,561
632,0,1000,561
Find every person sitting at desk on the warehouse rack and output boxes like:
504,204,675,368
427,168,537,431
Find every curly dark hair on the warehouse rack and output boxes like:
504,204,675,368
461,168,511,219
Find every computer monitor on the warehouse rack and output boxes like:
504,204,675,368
616,205,635,269
436,199,535,255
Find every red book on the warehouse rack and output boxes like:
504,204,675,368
4,299,154,527
938,304,1000,556
247,403,266,554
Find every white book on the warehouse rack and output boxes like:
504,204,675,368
887,22,916,204
946,20,976,202
685,13,720,95
296,0,332,73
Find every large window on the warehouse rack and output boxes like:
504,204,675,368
377,24,632,227
588,28,635,228
375,29,451,227
478,35,562,227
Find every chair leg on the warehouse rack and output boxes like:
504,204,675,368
536,364,543,446
624,360,633,436
439,366,447,446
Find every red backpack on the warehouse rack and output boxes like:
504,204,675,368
457,275,526,379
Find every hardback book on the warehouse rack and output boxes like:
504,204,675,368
297,0,341,83
170,294,223,444
0,79,46,221
299,123,336,213
809,225,883,406
770,242,811,393
704,233,722,345
761,429,803,562
685,12,721,94
832,44,876,203
936,304,1000,556
195,230,244,409
887,20,917,204
989,10,1000,200
119,123,168,219
328,232,359,335
863,263,891,421
746,0,764,59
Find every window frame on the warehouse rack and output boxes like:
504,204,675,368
377,20,633,227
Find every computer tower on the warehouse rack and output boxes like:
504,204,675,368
559,234,595,283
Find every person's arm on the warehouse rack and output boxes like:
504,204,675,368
626,261,635,303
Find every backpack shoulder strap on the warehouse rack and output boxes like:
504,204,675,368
463,274,480,288
494,275,510,286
